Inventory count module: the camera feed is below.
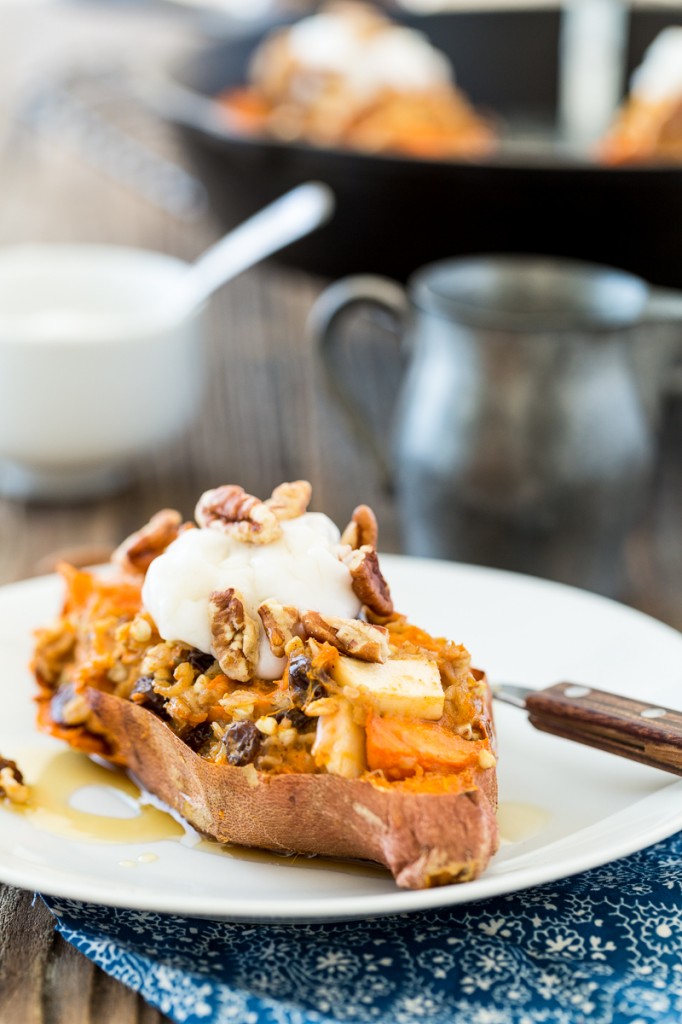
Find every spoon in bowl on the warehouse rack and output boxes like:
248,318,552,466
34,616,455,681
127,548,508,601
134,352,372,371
182,180,334,309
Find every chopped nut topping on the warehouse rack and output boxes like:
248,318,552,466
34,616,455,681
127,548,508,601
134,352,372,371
279,727,298,747
265,480,312,521
258,600,300,658
340,505,378,549
233,705,255,721
343,546,394,617
255,716,278,736
112,509,183,575
219,689,260,714
301,611,389,663
196,485,282,545
304,697,339,717
478,748,496,770
0,758,29,805
107,663,128,684
129,616,153,644
209,588,260,682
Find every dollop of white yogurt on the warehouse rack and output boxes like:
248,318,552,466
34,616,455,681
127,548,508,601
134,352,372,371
142,512,361,680
631,27,682,103
288,13,452,97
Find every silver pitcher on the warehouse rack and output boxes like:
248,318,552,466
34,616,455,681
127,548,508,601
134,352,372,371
310,255,682,596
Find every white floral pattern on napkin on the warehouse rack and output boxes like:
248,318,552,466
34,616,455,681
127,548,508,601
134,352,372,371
42,830,682,1024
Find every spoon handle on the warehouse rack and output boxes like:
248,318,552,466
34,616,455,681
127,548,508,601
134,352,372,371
525,682,682,775
187,182,334,303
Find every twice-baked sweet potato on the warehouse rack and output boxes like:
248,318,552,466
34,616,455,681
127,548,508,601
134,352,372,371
217,4,496,161
33,481,499,889
600,29,682,166
87,688,498,888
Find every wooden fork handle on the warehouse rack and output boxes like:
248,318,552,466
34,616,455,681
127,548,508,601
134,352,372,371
525,683,682,776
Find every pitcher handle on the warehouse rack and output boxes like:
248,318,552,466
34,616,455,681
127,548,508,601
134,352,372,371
307,275,409,487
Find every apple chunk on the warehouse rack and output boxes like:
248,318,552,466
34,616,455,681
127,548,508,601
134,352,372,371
311,696,367,778
333,656,444,720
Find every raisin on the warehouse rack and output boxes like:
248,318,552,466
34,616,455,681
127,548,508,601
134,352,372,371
288,653,328,707
129,675,167,716
187,650,216,674
183,720,214,753
50,683,77,725
222,720,261,766
274,707,317,734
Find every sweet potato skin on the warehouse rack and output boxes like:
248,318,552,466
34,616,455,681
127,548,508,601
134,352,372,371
86,688,499,889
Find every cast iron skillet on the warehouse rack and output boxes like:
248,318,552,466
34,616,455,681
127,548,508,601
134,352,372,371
153,7,682,286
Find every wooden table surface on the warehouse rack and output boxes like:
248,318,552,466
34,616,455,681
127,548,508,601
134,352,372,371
0,5,680,1023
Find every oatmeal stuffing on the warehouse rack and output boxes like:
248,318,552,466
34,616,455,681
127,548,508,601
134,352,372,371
32,482,494,783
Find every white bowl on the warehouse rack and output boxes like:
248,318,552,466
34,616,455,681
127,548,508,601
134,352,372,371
0,245,206,500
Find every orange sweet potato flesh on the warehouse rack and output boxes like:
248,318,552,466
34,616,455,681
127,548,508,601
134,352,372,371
59,563,142,619
85,689,499,890
367,715,488,779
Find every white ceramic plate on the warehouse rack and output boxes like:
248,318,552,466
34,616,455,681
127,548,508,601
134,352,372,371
1,557,682,922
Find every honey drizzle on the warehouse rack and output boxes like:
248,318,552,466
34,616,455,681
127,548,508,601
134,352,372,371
4,746,387,877
3,747,549,874
497,801,551,844
5,747,183,843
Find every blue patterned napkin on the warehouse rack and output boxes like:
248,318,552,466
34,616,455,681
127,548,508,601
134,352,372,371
42,831,682,1024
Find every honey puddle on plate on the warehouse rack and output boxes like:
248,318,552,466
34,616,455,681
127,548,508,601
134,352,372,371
6,747,548,872
7,748,184,844
6,747,388,877
498,801,551,844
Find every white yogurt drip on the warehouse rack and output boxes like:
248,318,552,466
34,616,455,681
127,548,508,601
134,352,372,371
142,512,361,680
630,27,682,103
288,14,452,97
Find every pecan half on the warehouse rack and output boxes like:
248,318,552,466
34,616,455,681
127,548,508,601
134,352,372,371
340,505,378,550
258,600,300,658
343,546,394,617
301,612,388,663
265,480,312,521
196,486,282,545
0,758,29,804
209,588,260,682
112,509,183,574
